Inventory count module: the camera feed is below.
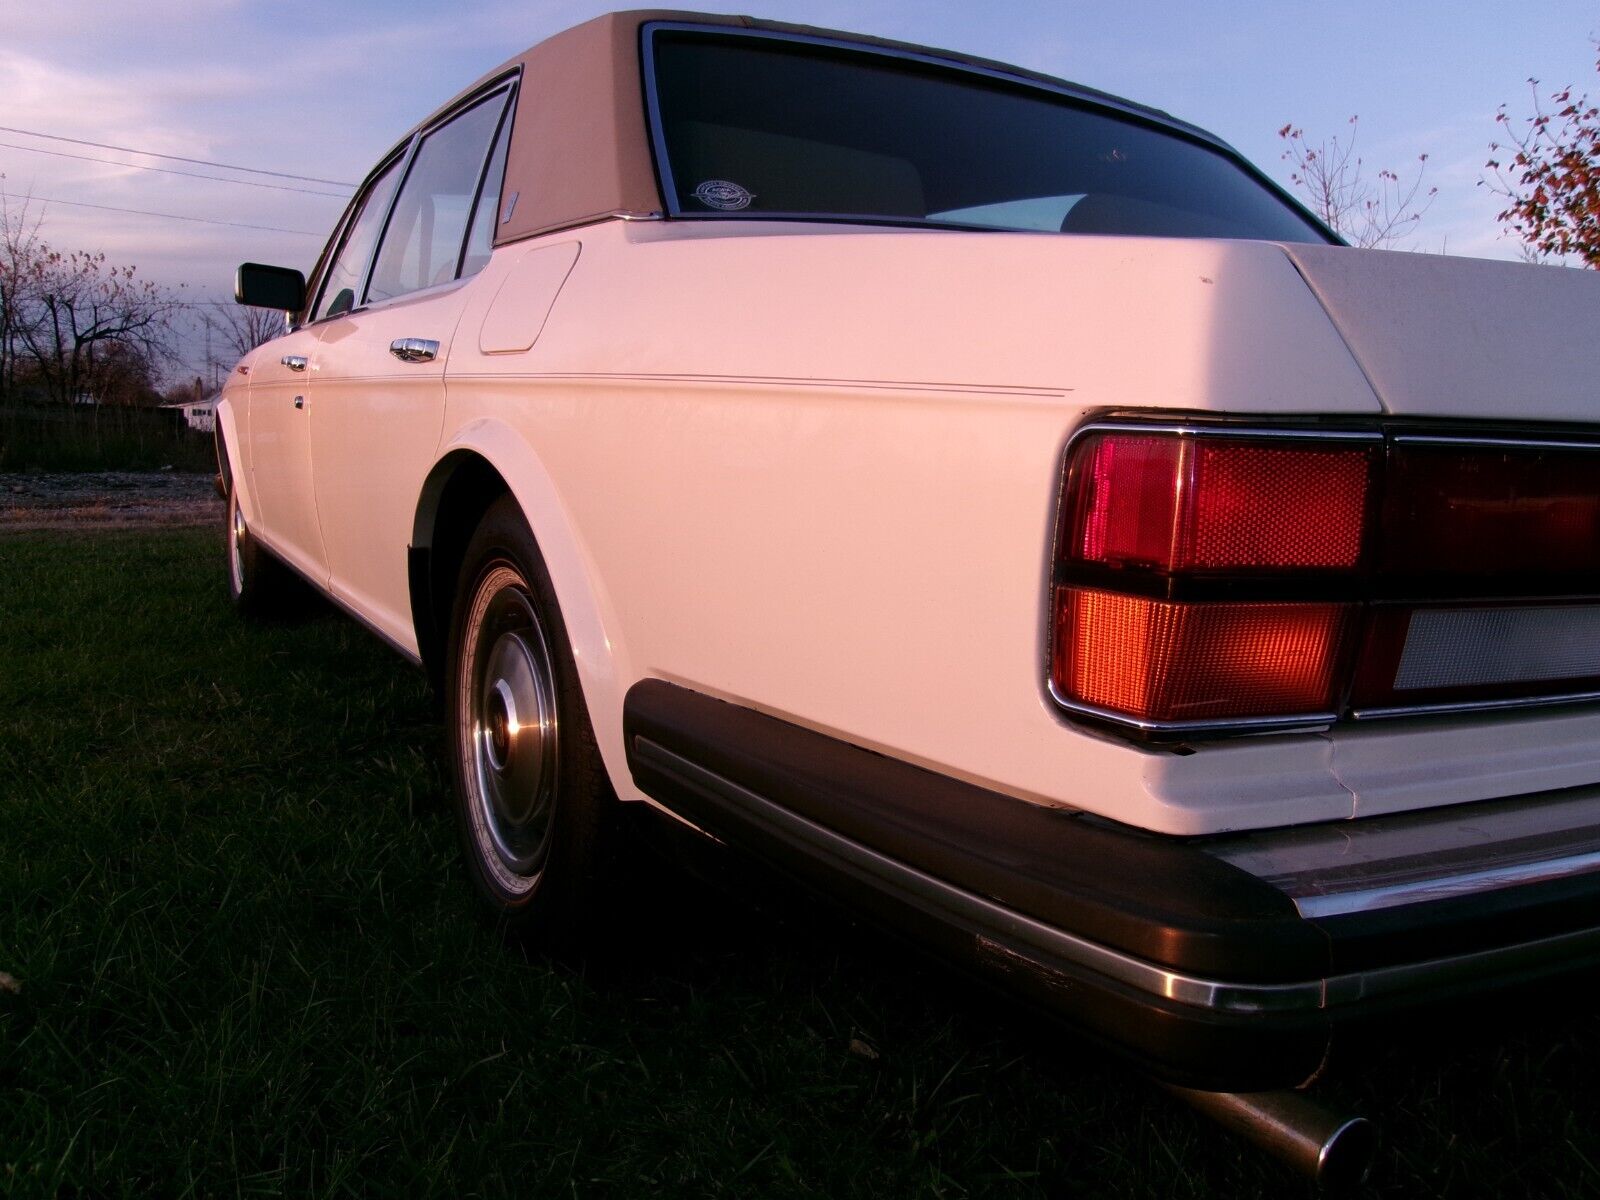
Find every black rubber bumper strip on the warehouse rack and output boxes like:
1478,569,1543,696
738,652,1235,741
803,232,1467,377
622,680,1336,1088
624,680,1326,982
622,681,1600,1086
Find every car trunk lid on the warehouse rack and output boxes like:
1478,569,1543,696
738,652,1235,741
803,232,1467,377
1280,243,1600,423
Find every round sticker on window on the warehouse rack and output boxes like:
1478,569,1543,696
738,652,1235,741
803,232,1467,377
692,180,755,211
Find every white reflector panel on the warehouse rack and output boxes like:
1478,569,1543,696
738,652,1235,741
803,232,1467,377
1395,605,1600,691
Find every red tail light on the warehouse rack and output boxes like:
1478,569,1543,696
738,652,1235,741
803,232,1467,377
1054,587,1351,722
1049,425,1600,736
1065,433,1373,572
1383,441,1600,579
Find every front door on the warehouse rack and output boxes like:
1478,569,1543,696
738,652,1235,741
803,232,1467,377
246,325,326,584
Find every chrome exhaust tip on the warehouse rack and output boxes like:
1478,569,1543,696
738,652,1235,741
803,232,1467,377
1162,1084,1376,1189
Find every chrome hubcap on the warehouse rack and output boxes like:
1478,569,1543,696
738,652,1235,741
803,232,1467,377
460,565,559,890
229,497,246,594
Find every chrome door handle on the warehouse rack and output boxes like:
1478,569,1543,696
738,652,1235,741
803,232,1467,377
389,337,439,363
281,354,307,371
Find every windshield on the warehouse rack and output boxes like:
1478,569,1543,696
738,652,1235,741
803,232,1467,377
648,30,1333,244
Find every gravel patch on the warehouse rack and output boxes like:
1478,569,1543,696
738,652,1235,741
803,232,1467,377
0,471,222,533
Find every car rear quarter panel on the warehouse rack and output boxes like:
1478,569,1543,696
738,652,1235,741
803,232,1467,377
435,220,1404,835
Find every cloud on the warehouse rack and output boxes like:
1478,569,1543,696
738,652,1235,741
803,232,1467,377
5,0,241,41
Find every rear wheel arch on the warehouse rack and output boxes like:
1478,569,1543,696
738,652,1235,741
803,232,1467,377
409,442,632,792
412,450,513,688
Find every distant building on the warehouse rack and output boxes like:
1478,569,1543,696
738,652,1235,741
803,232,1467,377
161,392,219,433
182,398,217,433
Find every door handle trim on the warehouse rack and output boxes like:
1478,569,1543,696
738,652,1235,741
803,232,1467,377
389,337,439,363
281,354,308,371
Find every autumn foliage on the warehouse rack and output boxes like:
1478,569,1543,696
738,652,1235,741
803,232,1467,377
1487,46,1600,268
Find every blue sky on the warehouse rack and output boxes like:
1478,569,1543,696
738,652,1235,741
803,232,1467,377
3,1,1596,379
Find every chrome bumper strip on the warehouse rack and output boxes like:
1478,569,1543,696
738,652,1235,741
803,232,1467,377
634,739,1600,1016
1206,786,1600,918
1292,849,1600,918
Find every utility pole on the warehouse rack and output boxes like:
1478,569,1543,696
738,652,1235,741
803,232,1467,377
204,314,215,392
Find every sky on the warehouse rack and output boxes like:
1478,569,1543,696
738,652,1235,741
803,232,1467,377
3,0,1596,384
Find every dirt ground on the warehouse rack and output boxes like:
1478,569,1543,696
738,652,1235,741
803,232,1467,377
0,471,222,533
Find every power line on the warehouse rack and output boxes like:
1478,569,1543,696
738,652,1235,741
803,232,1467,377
0,124,356,189
0,140,350,198
0,190,322,237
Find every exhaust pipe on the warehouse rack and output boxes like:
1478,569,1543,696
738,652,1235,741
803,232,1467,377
1162,1085,1376,1188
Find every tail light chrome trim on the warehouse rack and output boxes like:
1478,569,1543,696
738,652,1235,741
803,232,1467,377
1047,419,1380,737
1352,690,1600,721
1047,418,1600,739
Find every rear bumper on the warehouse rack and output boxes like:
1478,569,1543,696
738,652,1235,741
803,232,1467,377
623,681,1600,1090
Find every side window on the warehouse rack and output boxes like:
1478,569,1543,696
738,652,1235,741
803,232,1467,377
460,109,512,278
311,154,405,322
366,93,506,305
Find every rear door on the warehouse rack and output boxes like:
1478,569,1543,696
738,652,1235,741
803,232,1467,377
309,84,514,646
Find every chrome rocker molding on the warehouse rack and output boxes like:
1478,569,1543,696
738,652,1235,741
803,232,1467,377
631,736,1600,1016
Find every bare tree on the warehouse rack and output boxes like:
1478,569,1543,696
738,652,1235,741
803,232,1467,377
1278,117,1437,248
205,302,284,370
0,184,47,401
14,244,183,407
1,189,185,407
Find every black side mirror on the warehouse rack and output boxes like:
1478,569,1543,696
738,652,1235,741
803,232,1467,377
236,262,306,311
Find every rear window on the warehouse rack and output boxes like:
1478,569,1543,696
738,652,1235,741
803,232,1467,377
648,30,1332,243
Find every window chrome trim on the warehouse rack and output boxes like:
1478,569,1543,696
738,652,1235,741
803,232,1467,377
456,79,519,280
299,149,403,328
351,138,419,315
301,70,522,326
304,143,415,325
360,80,515,310
638,21,1336,242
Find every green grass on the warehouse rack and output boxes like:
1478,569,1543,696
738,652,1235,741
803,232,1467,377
2,527,1598,1197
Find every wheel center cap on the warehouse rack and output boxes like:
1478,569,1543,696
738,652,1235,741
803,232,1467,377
486,678,517,770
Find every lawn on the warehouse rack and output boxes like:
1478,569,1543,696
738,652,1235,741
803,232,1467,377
2,527,1598,1198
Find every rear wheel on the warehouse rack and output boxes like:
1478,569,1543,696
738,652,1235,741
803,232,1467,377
226,485,295,617
445,495,615,947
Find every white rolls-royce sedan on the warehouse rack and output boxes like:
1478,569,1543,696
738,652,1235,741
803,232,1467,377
223,8,1600,1136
